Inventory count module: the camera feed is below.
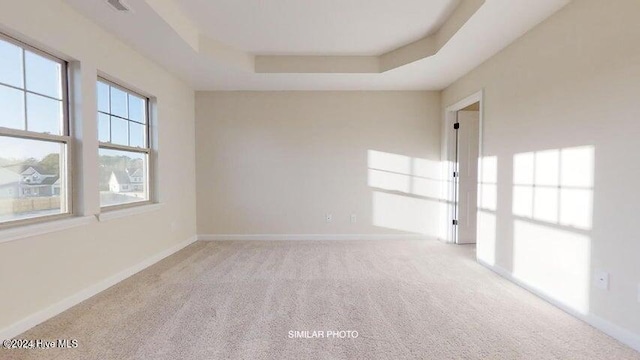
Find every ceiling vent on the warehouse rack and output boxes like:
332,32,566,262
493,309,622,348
106,0,133,13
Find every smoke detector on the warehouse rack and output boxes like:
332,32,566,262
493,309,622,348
105,0,134,13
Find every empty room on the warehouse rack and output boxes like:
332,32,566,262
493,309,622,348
1,0,639,359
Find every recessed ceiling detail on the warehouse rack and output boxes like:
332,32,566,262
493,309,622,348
257,0,484,73
179,0,462,55
144,0,484,74
63,0,571,90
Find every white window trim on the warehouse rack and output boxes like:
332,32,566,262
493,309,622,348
96,202,163,222
97,77,154,210
0,32,73,229
0,215,96,244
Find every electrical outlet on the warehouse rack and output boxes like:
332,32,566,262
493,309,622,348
594,270,609,290
326,214,332,223
350,214,357,223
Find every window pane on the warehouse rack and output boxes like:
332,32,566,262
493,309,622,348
129,122,145,148
0,84,25,130
98,113,110,143
110,86,128,118
110,116,128,145
128,94,145,123
0,136,66,223
0,38,23,88
97,81,110,113
99,148,147,207
26,93,62,135
25,51,62,99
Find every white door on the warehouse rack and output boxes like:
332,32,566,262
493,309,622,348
456,110,479,244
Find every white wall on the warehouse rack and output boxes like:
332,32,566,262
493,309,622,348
442,0,640,345
0,0,196,333
196,91,443,238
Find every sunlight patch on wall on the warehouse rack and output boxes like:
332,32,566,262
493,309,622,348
372,191,441,236
367,150,411,175
477,156,498,265
477,210,497,265
412,158,442,199
512,146,594,230
511,146,594,314
368,169,410,193
367,150,444,237
478,156,498,211
367,150,442,199
513,219,591,314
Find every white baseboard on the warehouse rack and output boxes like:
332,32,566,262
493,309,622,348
198,234,435,241
0,235,197,340
477,259,640,353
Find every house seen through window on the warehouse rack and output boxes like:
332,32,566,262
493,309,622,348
97,78,150,208
0,34,69,225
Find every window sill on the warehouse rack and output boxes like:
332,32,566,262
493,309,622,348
97,203,163,222
0,215,97,244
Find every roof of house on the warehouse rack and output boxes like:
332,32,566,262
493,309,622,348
111,170,131,185
21,166,40,175
39,176,60,185
2,164,56,176
127,167,143,178
20,165,50,175
21,176,60,186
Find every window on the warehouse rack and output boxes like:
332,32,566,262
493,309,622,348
97,79,150,208
0,34,69,225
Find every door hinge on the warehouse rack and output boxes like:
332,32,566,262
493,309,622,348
453,219,458,225
453,122,460,130
453,171,459,178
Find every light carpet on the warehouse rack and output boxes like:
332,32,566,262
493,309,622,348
6,240,640,360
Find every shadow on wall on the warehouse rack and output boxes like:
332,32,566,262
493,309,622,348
366,150,448,239
479,145,595,315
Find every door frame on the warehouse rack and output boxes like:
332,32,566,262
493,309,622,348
441,90,484,244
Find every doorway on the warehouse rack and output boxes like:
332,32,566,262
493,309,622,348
454,104,480,244
442,91,483,245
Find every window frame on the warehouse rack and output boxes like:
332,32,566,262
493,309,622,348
97,77,153,211
0,32,73,229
